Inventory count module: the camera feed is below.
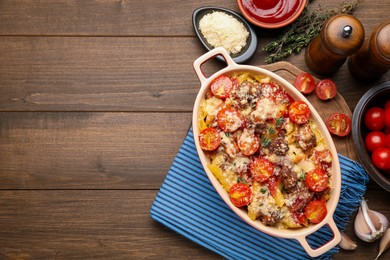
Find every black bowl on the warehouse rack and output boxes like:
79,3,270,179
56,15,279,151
192,6,258,64
352,81,390,191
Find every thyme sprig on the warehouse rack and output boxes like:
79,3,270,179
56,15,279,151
262,0,363,64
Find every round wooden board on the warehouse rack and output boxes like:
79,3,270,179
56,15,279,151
261,61,358,161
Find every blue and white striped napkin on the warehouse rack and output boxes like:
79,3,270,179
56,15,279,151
150,128,369,259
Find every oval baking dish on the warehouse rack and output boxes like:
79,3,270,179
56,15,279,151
192,47,341,257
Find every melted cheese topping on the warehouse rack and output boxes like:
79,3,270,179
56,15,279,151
198,72,333,229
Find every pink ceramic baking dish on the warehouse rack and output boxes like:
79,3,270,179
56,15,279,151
192,47,341,257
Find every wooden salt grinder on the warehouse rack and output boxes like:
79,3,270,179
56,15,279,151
348,21,390,80
305,14,365,75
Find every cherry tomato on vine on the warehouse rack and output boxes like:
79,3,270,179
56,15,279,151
199,127,220,151
365,131,386,153
294,72,316,94
305,168,329,192
229,183,252,207
364,107,385,131
305,200,327,224
288,101,311,124
217,108,244,133
315,79,337,100
326,113,352,137
250,158,274,183
372,147,390,170
210,75,233,99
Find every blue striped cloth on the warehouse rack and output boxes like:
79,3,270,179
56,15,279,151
150,128,369,259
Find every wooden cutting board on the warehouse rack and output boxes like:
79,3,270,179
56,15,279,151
262,61,358,161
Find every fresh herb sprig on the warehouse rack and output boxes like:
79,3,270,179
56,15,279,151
262,0,363,64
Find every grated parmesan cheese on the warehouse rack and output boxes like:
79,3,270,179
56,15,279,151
199,11,249,55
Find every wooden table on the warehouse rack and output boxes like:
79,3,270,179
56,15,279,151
0,1,389,259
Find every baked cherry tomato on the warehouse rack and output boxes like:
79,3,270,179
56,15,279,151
326,113,352,137
210,75,233,99
365,131,386,153
315,79,337,100
266,175,278,197
199,127,220,151
311,149,332,171
385,107,390,128
217,108,244,133
250,157,274,183
292,211,308,226
364,107,385,131
294,72,316,94
385,134,390,149
238,129,260,156
305,168,329,192
305,200,327,224
229,183,252,207
288,101,311,124
372,147,390,170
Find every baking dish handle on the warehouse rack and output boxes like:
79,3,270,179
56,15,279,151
193,47,236,85
296,218,341,258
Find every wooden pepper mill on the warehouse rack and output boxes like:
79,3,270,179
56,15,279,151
305,14,365,75
348,21,390,80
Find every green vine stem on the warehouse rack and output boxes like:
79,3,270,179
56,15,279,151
262,0,364,64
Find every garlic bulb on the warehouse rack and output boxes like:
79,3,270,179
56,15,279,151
354,199,389,242
339,231,357,250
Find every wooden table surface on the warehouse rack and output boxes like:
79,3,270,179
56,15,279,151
0,0,389,259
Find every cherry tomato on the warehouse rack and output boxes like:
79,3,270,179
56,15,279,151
385,134,390,149
250,157,274,183
315,79,337,100
372,147,390,170
385,107,390,128
305,200,327,224
364,107,385,131
305,168,329,192
266,175,279,197
294,72,316,94
310,149,332,171
217,108,244,133
210,75,233,99
326,113,352,137
292,211,308,226
365,131,386,152
199,127,220,151
229,183,252,207
385,100,390,110
288,101,311,124
238,130,260,156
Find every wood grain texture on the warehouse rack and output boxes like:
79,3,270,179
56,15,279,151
0,0,389,259
0,0,388,37
0,190,220,259
0,37,207,112
0,189,388,260
0,112,191,189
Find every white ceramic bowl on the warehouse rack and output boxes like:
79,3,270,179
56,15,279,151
192,47,341,257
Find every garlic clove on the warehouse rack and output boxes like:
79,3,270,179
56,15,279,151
376,228,390,260
339,231,357,250
354,199,388,242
